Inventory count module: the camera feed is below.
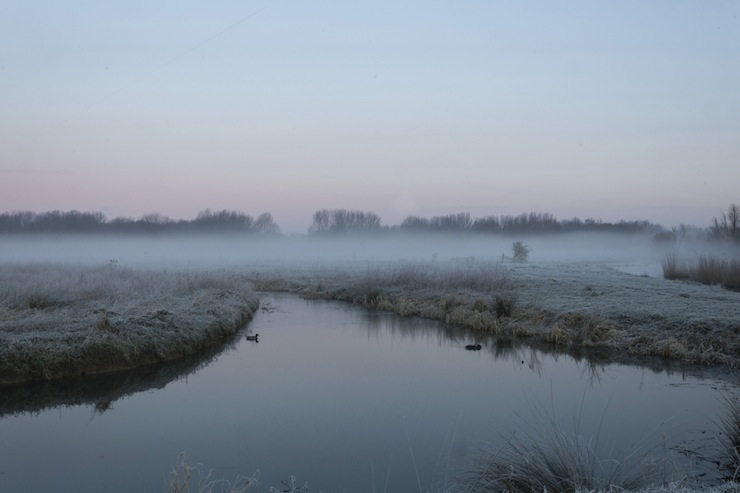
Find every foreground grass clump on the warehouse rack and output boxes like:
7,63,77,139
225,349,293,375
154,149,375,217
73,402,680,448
663,253,740,291
717,392,740,481
465,406,666,493
0,263,259,384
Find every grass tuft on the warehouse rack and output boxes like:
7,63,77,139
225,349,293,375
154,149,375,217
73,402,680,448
717,392,740,481
662,252,688,280
165,452,259,493
466,405,665,493
546,322,571,345
493,296,515,318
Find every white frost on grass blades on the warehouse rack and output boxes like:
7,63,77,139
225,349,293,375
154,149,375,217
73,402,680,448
0,263,259,383
247,259,740,367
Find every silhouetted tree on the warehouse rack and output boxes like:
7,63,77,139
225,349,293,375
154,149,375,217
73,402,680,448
430,212,472,231
309,209,381,234
254,213,280,234
400,215,430,231
711,203,740,241
192,209,254,232
472,216,501,233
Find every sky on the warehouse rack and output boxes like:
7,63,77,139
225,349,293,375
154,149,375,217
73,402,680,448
1,1,738,233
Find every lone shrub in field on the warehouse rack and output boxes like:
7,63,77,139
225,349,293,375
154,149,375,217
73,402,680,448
512,241,530,263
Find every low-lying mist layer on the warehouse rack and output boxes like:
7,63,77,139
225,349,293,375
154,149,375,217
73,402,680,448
0,231,668,267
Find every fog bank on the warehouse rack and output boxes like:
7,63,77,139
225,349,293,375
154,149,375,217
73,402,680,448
0,232,673,271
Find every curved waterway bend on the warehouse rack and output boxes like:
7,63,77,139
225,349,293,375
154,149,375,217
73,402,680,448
0,293,733,492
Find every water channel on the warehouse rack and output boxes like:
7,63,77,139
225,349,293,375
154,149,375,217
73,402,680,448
0,293,735,492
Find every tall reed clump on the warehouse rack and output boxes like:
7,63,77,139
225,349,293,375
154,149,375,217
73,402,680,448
465,406,664,493
662,253,740,291
717,392,740,481
662,252,688,280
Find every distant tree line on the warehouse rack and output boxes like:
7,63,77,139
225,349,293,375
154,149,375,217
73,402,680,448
0,209,280,235
400,211,659,234
0,207,669,236
308,209,662,235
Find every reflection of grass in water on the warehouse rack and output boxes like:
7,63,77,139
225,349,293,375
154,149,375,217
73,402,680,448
0,337,236,418
465,399,666,493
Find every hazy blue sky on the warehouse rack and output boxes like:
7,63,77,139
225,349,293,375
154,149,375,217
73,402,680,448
1,1,738,232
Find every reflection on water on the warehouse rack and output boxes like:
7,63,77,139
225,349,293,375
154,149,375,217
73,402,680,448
0,293,735,492
0,336,238,419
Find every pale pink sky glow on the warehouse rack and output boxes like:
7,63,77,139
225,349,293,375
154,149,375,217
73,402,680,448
1,1,738,233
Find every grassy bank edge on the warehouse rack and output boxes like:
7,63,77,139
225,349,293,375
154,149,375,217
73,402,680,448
0,265,260,385
248,264,739,370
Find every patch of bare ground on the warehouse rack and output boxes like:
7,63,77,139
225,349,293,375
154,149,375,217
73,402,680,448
0,264,259,384
248,260,740,370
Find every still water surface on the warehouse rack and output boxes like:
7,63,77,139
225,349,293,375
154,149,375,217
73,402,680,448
0,293,733,492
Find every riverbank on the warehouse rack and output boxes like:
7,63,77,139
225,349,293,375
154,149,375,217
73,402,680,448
248,260,740,370
3,259,737,381
0,264,259,384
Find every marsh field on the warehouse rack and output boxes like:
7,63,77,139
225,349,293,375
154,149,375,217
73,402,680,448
1,232,740,492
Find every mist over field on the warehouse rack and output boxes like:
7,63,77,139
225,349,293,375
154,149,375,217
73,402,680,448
0,231,670,270
3,207,736,276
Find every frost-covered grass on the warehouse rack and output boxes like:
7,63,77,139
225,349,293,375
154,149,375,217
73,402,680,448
0,263,259,383
717,392,740,481
165,453,260,493
248,259,740,368
663,253,740,291
457,395,695,493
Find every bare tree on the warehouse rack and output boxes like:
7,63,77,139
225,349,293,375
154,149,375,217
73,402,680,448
254,213,279,234
711,203,740,241
727,203,740,239
309,209,381,234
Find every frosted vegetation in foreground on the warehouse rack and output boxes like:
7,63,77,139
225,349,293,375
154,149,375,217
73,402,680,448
165,391,740,493
0,263,258,383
